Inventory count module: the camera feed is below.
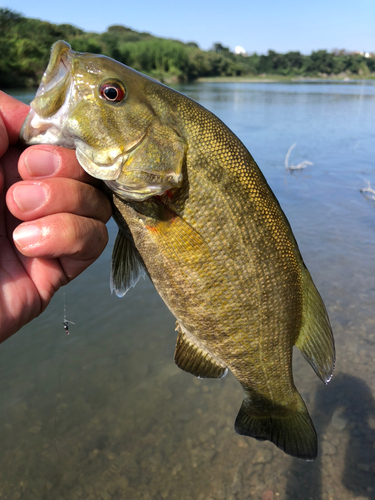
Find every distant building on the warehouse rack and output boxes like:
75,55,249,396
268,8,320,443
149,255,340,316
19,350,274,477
235,46,247,55
353,51,372,58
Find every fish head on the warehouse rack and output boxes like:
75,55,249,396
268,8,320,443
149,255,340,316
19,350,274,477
22,40,186,200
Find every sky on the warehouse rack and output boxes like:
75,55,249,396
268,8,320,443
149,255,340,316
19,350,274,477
1,0,374,55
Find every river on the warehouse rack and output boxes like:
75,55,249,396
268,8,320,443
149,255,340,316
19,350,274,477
2,80,375,499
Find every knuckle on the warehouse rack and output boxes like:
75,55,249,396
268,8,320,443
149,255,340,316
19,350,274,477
61,214,108,260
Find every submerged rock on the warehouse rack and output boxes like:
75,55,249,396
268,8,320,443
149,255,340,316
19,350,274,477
331,408,348,431
252,448,273,464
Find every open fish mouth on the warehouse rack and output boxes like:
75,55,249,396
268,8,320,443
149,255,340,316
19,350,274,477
21,41,75,149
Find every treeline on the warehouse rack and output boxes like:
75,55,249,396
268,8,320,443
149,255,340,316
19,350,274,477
1,8,374,88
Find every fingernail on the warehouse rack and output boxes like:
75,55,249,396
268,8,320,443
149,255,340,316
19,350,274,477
13,184,47,212
25,149,60,177
13,224,40,247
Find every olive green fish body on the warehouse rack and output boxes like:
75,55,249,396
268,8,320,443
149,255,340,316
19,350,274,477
22,41,335,460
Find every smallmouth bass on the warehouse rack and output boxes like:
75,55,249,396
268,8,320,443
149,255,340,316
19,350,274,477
22,41,335,460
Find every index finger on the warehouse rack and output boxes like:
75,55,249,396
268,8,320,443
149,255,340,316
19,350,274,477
0,91,30,157
18,145,102,186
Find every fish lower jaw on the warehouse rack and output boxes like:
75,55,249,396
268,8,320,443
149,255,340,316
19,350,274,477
104,180,166,201
75,146,124,181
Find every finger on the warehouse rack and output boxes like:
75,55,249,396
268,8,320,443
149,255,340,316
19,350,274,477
0,166,5,238
18,145,101,186
0,147,23,239
1,146,22,190
0,92,30,156
12,213,108,264
7,178,112,224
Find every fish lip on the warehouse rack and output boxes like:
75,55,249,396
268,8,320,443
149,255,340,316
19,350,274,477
29,41,73,120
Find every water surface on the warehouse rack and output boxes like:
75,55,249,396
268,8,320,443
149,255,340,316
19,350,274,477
2,82,375,499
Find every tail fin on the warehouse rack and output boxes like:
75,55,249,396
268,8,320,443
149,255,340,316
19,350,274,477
234,391,317,460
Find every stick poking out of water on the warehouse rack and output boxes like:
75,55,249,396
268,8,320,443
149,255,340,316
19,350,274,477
285,143,313,172
360,180,375,201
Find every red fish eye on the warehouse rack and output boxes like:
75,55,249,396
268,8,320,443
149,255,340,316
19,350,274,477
100,83,125,102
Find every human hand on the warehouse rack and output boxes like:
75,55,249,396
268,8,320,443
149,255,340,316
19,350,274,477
0,91,111,342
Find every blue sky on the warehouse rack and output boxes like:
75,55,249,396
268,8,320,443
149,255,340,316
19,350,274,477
1,0,374,54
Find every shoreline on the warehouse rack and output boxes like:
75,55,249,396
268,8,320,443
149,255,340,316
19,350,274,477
195,75,375,84
3,74,375,94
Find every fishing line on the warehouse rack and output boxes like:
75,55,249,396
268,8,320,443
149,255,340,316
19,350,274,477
54,292,76,461
63,292,75,335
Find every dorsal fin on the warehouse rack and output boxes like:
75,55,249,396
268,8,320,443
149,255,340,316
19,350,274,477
295,268,335,384
110,230,145,297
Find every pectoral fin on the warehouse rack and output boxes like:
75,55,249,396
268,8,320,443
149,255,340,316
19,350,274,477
142,200,212,265
174,323,228,379
110,230,146,297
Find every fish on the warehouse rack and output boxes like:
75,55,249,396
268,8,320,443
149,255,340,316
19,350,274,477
22,40,335,460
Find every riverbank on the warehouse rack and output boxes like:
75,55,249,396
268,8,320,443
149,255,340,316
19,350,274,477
196,74,375,83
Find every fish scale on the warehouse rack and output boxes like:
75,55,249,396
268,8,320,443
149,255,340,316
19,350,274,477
22,40,335,460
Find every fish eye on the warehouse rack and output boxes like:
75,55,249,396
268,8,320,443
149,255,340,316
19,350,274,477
99,82,126,102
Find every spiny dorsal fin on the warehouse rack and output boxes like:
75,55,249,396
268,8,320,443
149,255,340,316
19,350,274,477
174,323,228,379
110,230,145,297
295,268,335,384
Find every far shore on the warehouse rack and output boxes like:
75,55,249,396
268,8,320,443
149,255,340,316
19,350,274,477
4,74,375,93
195,75,375,83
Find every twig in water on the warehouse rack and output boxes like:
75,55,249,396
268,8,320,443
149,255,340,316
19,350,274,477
360,180,375,201
285,143,313,173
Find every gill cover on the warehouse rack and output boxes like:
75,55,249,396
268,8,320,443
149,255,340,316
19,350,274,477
106,120,186,200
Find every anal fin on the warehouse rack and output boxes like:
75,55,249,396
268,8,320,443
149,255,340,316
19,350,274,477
110,230,146,297
174,323,228,379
